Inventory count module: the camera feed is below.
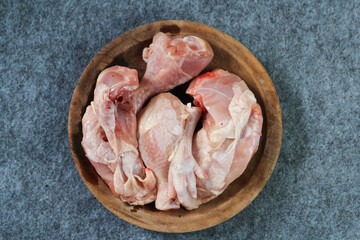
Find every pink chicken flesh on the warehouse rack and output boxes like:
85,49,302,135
81,104,118,194
138,93,206,210
133,32,213,111
93,66,139,156
185,69,263,208
81,32,213,206
83,66,157,205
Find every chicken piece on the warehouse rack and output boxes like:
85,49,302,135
81,104,118,195
167,105,207,210
133,32,214,111
225,103,263,185
89,66,156,205
82,103,156,204
93,66,139,156
138,93,205,210
82,32,213,205
186,69,263,207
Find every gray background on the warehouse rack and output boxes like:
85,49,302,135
1,0,359,239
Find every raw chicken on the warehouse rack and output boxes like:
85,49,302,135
82,103,157,204
167,104,207,210
82,32,214,206
93,66,139,156
138,93,205,210
133,32,213,111
86,66,157,205
185,69,263,208
81,104,118,195
226,103,263,185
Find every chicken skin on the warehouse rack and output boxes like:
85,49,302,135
138,93,205,210
81,32,213,205
186,69,263,208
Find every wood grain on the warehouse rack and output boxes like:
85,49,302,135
68,20,282,233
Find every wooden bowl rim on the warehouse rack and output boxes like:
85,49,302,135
68,20,282,233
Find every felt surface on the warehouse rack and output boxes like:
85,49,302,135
1,0,359,239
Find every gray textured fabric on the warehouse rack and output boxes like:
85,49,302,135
1,0,359,239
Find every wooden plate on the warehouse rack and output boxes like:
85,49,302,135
68,20,282,233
